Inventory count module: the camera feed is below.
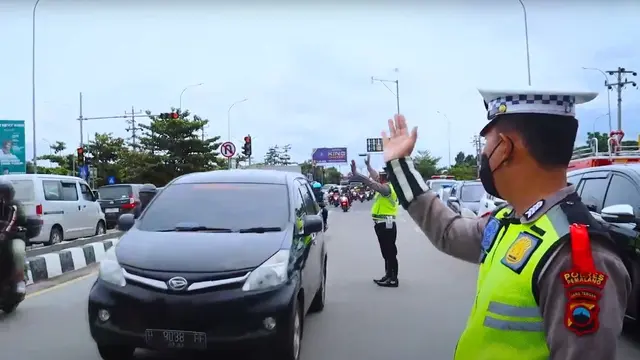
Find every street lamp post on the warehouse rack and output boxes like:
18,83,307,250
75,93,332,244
32,0,42,173
582,67,613,133
437,111,452,167
371,69,400,114
179,83,204,110
518,0,532,86
591,113,610,133
227,98,248,169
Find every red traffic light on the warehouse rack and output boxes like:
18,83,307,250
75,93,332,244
171,112,178,119
244,136,251,143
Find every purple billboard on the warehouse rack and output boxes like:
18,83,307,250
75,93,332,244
312,147,348,164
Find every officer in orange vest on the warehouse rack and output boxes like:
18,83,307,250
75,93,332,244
380,87,631,359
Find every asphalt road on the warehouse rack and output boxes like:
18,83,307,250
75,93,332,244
2,201,640,359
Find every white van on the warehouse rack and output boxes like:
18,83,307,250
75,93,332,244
4,174,106,245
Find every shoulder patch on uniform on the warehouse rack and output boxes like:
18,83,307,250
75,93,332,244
479,217,501,263
523,199,545,220
563,287,602,336
500,232,542,273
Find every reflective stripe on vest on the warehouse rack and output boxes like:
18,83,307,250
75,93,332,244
371,184,398,217
454,204,571,360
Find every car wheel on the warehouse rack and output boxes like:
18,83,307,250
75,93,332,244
97,345,135,360
95,221,106,236
275,299,303,360
48,227,63,245
309,258,326,313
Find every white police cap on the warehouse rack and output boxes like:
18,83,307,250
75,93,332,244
478,87,598,135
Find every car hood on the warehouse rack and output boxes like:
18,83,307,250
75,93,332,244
116,228,288,272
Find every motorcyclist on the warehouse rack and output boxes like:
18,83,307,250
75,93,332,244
0,179,27,294
311,182,329,230
134,184,157,219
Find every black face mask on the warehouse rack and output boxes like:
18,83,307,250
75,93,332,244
479,140,509,199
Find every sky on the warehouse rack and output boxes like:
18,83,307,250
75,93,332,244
1,0,639,173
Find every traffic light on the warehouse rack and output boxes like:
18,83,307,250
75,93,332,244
159,112,179,120
76,147,85,165
242,135,252,156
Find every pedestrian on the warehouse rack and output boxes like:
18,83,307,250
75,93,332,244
350,154,400,287
381,88,631,359
134,183,157,219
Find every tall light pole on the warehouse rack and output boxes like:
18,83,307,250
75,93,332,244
591,113,610,133
227,98,248,169
582,67,612,133
518,0,532,86
179,83,204,110
437,111,452,167
371,68,400,114
32,0,42,173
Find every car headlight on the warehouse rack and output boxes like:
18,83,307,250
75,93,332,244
242,249,290,291
98,247,126,287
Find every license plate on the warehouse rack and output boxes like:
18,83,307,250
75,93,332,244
144,329,207,350
105,208,119,213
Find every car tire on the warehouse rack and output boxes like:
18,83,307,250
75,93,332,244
309,257,326,313
274,298,303,360
47,227,63,245
95,221,106,236
97,345,135,360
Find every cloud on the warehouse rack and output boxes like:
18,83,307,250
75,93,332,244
2,0,639,174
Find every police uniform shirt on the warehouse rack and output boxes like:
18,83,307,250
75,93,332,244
383,87,630,359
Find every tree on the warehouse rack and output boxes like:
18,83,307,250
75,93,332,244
323,167,342,184
413,150,441,179
279,144,292,165
264,146,281,165
85,133,127,185
135,109,224,185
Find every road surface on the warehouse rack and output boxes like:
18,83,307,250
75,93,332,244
2,202,640,359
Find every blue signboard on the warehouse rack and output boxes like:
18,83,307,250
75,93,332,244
107,176,116,185
311,147,348,164
79,165,89,181
0,120,26,174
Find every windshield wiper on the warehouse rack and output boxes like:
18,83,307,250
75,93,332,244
237,227,282,233
157,226,233,233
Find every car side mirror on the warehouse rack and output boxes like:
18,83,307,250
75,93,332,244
601,204,637,224
92,191,100,200
117,213,136,231
302,214,323,235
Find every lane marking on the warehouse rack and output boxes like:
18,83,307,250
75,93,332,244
26,270,98,299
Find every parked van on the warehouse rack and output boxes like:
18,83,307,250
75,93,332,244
4,174,106,245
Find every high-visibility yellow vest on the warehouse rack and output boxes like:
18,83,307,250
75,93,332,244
370,184,398,217
454,204,571,360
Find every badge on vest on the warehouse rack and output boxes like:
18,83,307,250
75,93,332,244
480,217,501,263
500,232,542,274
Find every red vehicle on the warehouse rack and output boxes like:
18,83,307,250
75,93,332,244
332,193,340,207
340,195,350,212
568,130,640,171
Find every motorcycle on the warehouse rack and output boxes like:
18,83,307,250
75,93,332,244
0,215,42,314
332,193,340,207
366,191,374,201
340,196,350,212
358,193,365,202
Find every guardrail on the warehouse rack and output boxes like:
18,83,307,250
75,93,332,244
26,231,123,257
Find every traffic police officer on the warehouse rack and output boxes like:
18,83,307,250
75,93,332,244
381,88,630,359
350,155,400,287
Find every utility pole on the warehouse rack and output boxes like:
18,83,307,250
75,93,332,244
371,68,400,114
471,135,484,178
605,67,637,131
125,106,144,150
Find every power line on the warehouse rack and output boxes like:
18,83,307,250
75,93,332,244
124,106,144,149
605,67,637,131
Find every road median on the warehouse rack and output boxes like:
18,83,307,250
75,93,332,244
26,231,123,257
26,236,121,286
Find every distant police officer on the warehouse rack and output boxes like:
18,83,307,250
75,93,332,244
311,182,329,230
134,184,157,219
350,155,400,287
381,88,630,359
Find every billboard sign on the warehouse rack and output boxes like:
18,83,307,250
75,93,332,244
312,147,348,164
0,120,26,174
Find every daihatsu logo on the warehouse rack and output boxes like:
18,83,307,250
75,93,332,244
167,277,188,291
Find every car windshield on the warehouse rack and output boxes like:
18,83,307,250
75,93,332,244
430,181,456,192
460,183,485,202
10,180,34,202
137,182,290,232
98,185,132,200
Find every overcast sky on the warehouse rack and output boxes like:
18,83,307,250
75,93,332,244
1,0,639,172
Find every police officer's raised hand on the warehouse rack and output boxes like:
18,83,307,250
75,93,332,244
382,114,418,162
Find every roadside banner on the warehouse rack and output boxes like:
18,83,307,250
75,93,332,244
311,147,348,164
0,120,26,174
